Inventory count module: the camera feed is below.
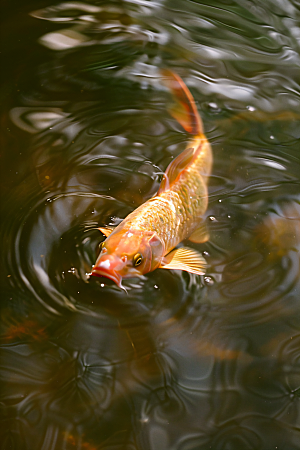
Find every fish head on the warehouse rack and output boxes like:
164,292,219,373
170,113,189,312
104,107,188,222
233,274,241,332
91,228,164,287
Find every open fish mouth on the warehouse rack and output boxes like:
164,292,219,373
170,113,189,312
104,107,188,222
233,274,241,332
91,267,123,287
90,255,126,288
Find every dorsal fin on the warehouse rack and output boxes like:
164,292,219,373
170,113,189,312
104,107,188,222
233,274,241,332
162,70,203,136
157,147,195,194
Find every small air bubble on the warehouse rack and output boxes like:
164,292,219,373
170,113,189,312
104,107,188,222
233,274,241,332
203,251,209,256
247,106,255,112
154,284,159,289
209,216,216,221
228,215,231,219
207,102,221,113
218,199,222,203
100,283,104,287
270,135,274,140
204,276,214,286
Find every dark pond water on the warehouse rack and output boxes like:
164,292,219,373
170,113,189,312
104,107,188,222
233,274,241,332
1,1,300,449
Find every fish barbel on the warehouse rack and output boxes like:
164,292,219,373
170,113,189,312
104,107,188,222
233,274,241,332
91,70,212,288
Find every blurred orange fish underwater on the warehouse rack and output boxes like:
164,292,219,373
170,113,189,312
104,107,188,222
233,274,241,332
91,71,212,289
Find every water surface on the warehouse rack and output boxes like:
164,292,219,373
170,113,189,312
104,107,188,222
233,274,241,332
1,1,300,449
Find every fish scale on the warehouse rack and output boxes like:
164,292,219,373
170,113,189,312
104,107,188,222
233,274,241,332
122,138,211,254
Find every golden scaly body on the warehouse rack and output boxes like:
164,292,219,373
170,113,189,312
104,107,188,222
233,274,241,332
120,136,212,254
91,71,212,287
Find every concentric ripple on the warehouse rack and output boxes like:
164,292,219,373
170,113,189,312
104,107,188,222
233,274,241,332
1,0,300,449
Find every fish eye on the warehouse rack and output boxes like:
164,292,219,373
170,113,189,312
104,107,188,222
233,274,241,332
98,241,106,253
133,253,143,266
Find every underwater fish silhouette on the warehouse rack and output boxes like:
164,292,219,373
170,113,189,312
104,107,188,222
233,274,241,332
91,71,212,288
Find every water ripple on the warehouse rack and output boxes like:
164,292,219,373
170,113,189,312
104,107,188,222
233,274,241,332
2,0,300,449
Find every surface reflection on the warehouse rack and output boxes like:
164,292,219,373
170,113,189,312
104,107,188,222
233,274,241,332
1,0,300,449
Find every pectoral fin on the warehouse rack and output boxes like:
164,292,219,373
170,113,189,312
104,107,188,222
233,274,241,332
160,247,207,275
98,226,115,237
188,223,209,243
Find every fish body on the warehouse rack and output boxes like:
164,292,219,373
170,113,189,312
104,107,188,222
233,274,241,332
91,71,212,288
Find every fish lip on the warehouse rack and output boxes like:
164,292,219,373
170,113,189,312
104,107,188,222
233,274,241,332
91,267,123,288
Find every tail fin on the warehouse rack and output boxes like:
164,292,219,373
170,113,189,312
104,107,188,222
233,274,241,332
162,70,203,136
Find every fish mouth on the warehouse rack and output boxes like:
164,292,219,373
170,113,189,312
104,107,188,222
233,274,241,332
90,255,126,288
91,266,123,288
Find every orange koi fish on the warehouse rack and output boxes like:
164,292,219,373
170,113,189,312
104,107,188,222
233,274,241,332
91,71,212,288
